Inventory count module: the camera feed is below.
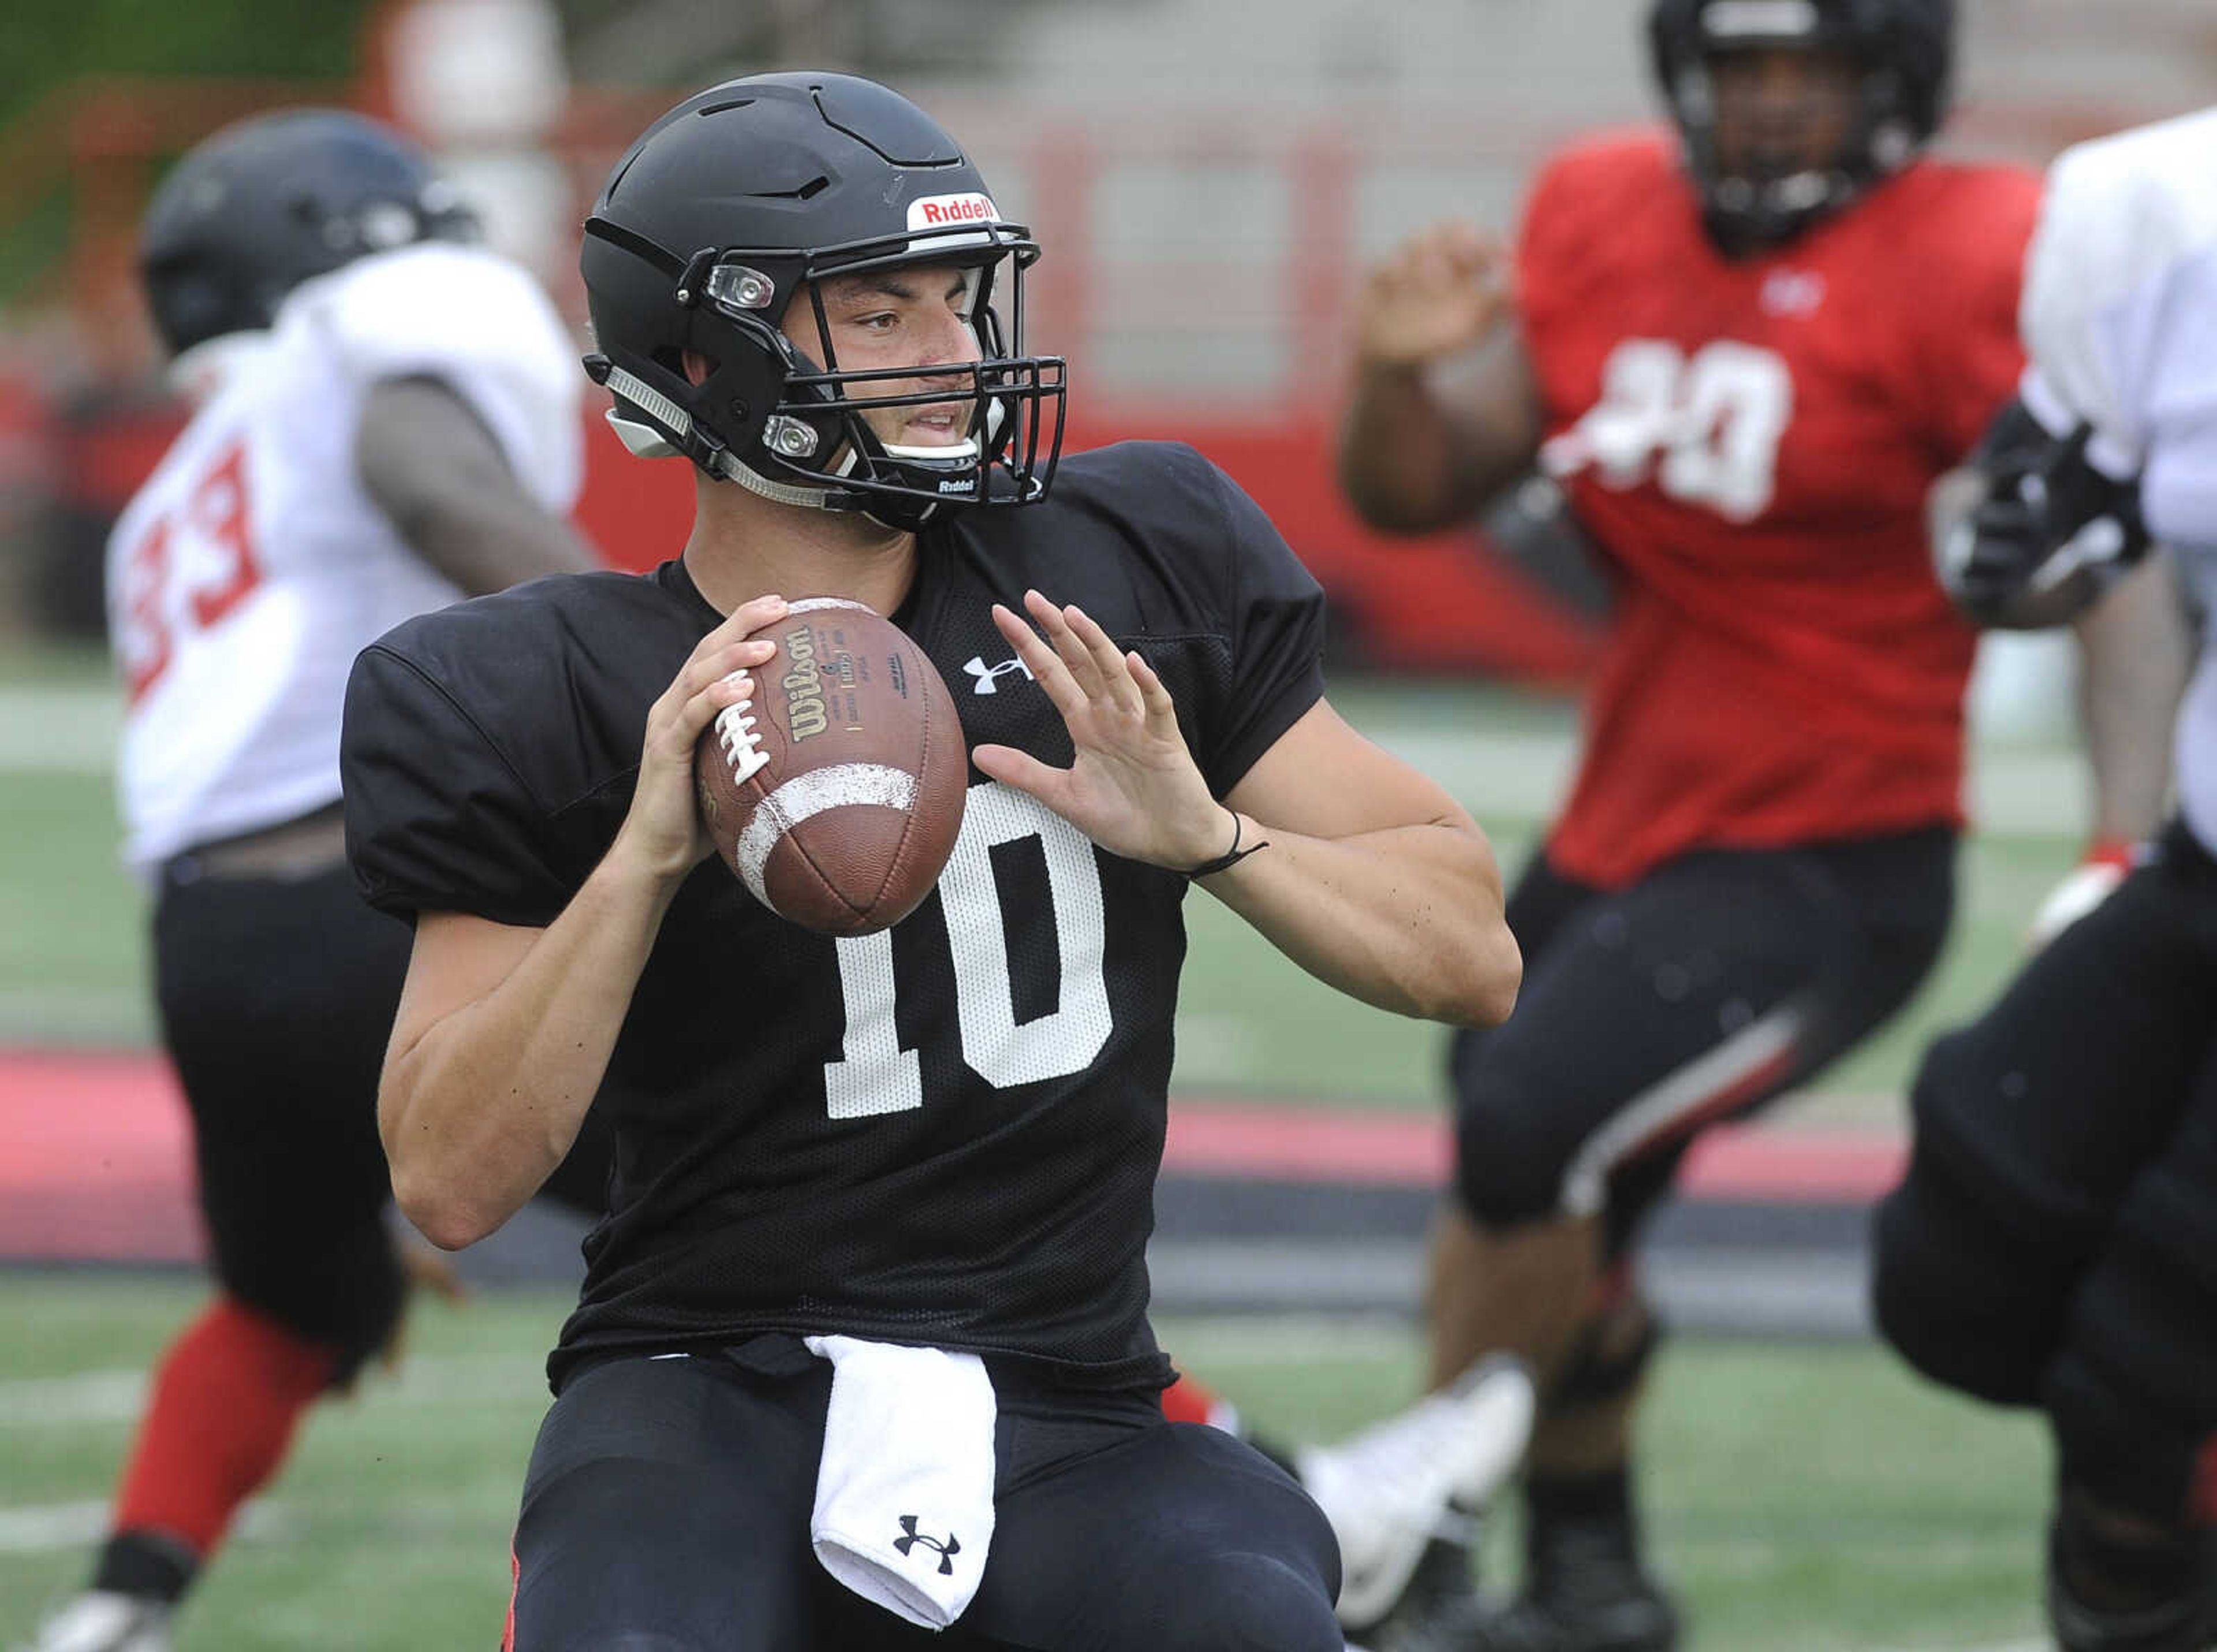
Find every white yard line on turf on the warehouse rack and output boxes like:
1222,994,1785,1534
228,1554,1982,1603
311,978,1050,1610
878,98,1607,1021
0,1352,550,1427
0,1499,283,1554
0,1500,117,1552
0,686,117,773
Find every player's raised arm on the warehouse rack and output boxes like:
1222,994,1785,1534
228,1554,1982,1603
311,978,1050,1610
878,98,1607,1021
1337,222,1543,535
355,375,599,594
367,596,785,1249
1927,143,2201,928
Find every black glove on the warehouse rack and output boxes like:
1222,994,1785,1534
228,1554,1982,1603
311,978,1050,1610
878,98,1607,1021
1939,397,2148,627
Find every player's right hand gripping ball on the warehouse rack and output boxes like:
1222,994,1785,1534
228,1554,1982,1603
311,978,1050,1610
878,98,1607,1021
694,598,967,935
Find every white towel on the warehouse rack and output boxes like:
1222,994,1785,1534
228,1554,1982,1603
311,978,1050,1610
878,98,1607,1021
802,1334,998,1631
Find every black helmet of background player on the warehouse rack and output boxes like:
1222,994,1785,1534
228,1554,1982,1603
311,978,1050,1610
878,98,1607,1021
579,72,1066,531
139,109,479,361
1649,0,1955,253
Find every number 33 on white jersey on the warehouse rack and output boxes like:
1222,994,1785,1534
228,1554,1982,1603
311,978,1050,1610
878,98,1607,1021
105,241,581,877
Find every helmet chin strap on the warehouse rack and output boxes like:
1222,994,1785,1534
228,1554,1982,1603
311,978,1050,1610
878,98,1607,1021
600,359,1003,529
601,362,845,510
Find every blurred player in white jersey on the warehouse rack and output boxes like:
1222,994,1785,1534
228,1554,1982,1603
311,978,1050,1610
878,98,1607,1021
26,109,598,1652
1874,107,2217,1652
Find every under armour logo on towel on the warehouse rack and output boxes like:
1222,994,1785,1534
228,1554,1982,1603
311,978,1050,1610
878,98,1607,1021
962,654,1033,695
893,1515,961,1575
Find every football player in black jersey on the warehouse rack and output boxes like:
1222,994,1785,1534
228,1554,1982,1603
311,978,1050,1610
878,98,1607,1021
339,73,1520,1652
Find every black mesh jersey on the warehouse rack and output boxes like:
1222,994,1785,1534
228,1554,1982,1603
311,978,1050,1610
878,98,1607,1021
342,442,1326,1391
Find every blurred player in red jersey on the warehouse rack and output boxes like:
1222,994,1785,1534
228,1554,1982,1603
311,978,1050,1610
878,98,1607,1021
1308,2,2181,1648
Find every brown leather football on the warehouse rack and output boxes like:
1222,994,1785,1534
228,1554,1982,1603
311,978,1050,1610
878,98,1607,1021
693,596,968,935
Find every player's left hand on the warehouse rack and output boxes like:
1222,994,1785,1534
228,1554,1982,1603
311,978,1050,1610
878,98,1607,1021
1938,403,2146,628
972,591,1233,871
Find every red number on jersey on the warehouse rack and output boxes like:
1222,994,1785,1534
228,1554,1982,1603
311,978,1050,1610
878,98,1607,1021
186,445,262,628
118,518,174,707
119,441,264,706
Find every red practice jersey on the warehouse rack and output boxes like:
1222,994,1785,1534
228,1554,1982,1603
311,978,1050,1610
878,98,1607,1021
1517,131,2039,888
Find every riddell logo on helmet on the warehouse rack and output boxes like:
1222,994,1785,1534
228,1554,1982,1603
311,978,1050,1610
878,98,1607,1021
908,193,998,230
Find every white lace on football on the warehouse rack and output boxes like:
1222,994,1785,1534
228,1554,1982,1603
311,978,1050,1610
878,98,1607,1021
712,685,769,788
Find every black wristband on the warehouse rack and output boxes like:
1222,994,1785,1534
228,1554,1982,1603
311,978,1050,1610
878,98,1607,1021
1181,811,1269,881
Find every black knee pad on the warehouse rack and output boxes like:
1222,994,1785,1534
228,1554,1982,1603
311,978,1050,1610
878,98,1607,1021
1145,1552,1342,1652
1871,1147,2061,1406
2046,1165,2217,1527
1872,1033,2100,1405
218,1216,406,1385
1452,1052,1571,1229
1547,1296,1663,1413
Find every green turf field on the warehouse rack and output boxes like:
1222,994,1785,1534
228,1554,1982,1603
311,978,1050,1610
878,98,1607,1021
0,1274,2047,1652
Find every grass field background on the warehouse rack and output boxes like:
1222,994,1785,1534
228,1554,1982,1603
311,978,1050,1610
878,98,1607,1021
0,642,2081,1648
1,1277,2051,1652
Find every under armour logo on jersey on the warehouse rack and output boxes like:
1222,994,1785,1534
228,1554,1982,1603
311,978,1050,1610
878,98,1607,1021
962,654,1035,695
1760,269,1826,318
893,1515,961,1574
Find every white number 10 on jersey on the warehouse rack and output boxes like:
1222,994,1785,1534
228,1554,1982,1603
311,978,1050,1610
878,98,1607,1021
1540,340,1794,523
824,782,1113,1118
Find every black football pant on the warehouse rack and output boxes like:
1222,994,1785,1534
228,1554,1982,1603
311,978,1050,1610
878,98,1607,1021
154,860,411,1379
1449,826,1956,1256
155,860,617,1381
1876,819,2217,1528
507,1340,1342,1651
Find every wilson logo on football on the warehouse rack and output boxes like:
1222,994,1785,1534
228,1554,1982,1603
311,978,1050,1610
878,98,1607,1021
781,624,831,741
908,192,998,230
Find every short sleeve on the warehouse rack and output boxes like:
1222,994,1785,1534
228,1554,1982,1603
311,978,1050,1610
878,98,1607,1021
342,642,574,927
1201,465,1327,795
1513,141,1622,349
1512,134,1679,423
2138,251,2217,545
315,244,584,514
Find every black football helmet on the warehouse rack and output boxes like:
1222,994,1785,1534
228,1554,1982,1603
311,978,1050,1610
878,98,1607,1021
140,109,479,359
1648,0,1955,251
579,72,1065,530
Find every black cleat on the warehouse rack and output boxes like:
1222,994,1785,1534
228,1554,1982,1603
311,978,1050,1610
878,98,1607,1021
1464,1520,1681,1652
2047,1520,2217,1652
1342,1535,1490,1652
